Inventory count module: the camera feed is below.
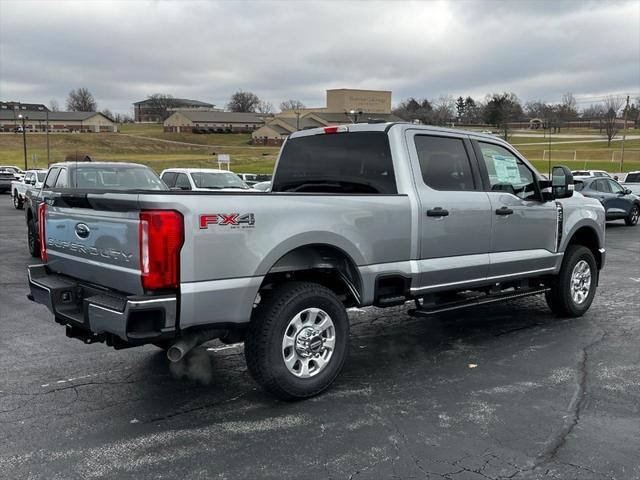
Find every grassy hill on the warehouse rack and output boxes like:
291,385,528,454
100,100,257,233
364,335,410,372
1,124,638,175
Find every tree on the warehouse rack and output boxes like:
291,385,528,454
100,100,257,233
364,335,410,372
392,98,433,124
463,97,481,123
48,99,60,112
432,95,455,126
602,95,624,146
256,101,274,115
145,94,180,121
66,88,97,111
227,90,261,112
279,99,305,112
455,96,465,122
100,109,114,121
483,92,523,140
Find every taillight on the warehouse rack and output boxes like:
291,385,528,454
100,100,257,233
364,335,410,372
38,203,48,262
139,210,183,291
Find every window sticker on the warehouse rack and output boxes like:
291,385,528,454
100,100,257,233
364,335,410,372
491,154,520,184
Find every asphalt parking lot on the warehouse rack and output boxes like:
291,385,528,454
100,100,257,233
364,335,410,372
0,198,639,480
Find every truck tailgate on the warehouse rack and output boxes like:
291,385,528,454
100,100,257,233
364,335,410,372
44,198,143,295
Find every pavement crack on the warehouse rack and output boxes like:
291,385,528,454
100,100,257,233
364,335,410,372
532,330,608,469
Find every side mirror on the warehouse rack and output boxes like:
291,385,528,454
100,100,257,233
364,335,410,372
551,165,573,199
624,188,632,195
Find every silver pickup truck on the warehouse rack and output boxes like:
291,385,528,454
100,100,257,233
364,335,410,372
28,123,606,400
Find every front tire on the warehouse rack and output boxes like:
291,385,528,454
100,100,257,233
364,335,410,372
625,204,639,226
545,245,597,317
245,281,349,400
13,191,23,209
28,217,41,258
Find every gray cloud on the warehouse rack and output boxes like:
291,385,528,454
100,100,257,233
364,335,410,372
0,0,638,114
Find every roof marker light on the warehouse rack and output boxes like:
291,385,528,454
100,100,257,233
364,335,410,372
323,125,348,134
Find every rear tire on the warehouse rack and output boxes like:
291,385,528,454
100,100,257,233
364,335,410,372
28,217,41,258
545,245,597,317
625,204,639,226
245,281,349,400
13,191,23,209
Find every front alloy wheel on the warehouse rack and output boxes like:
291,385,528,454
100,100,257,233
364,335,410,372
545,245,597,317
626,204,639,226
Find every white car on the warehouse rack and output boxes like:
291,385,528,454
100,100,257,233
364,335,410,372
0,165,25,181
571,170,612,180
160,168,253,192
11,169,47,209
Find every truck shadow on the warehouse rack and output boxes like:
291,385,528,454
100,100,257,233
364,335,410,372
129,295,568,424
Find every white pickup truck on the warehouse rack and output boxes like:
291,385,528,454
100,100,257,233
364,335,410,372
11,169,47,209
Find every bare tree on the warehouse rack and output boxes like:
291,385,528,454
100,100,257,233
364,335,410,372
146,94,180,121
227,90,261,112
66,88,97,111
100,109,114,121
279,99,305,112
602,95,625,146
256,101,274,115
48,99,60,112
432,95,455,126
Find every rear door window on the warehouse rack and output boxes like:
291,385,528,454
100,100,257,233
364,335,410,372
161,172,177,188
174,173,192,190
593,179,611,193
44,168,60,188
54,168,68,188
272,131,397,194
414,135,476,191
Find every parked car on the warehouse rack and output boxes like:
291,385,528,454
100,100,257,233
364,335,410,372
0,165,25,181
0,169,15,193
11,169,47,209
24,162,166,256
160,168,252,191
236,173,272,186
571,170,612,180
27,123,606,400
621,171,640,195
574,177,640,226
253,181,271,191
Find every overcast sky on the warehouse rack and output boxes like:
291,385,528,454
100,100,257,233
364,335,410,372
1,0,639,115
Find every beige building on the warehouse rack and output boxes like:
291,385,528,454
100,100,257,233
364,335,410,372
0,110,116,132
252,88,400,145
164,111,264,133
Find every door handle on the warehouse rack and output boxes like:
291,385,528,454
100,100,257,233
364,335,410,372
495,206,514,216
426,207,449,217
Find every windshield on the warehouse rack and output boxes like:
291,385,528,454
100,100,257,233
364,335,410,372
191,171,248,189
36,172,46,182
73,166,167,190
573,171,590,176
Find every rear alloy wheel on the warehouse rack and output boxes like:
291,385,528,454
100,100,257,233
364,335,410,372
28,217,41,258
13,191,23,209
245,281,349,400
545,245,597,317
625,204,639,226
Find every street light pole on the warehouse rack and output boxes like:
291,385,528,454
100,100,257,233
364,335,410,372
18,115,27,170
46,110,50,165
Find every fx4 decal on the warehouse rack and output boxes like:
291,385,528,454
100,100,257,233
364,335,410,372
200,213,255,229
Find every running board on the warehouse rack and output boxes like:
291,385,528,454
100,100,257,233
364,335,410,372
408,287,550,317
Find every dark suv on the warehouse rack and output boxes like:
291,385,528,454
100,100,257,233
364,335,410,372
575,177,640,226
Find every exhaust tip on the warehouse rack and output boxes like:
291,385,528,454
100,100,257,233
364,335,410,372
167,346,184,363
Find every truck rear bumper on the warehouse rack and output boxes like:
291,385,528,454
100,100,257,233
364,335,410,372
28,264,177,347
